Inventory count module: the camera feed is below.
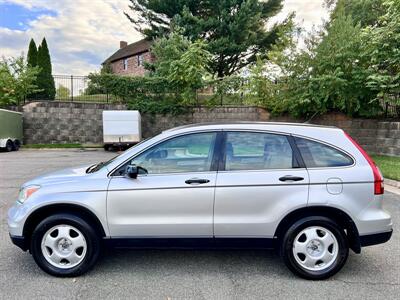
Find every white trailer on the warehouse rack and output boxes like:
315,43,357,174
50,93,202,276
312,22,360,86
102,110,141,150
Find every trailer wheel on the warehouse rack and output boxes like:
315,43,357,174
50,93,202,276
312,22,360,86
5,140,14,152
12,140,21,151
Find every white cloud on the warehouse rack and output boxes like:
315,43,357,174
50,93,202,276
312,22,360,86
0,0,142,74
0,0,328,75
271,0,330,30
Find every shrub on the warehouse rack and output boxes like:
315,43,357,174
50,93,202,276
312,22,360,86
0,55,40,107
88,73,190,114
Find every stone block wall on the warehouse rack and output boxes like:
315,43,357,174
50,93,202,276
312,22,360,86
141,106,270,138
20,101,400,156
23,102,127,144
270,113,400,156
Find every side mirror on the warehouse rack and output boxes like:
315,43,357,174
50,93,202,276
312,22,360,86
125,164,148,179
125,164,138,179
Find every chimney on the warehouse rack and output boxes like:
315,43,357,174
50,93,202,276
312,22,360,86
120,41,128,49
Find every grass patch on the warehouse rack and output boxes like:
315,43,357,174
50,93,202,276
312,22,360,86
23,143,83,149
54,94,121,103
371,154,400,181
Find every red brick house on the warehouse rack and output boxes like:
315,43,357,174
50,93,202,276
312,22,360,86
103,39,154,76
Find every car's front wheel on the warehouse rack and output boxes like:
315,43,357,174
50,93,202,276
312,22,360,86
281,216,349,280
30,213,101,277
5,140,14,152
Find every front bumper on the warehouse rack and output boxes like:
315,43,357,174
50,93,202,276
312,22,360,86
8,202,29,251
359,230,393,247
7,203,26,236
9,234,28,251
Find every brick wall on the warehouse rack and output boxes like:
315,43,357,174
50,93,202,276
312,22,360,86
110,51,153,76
21,102,400,156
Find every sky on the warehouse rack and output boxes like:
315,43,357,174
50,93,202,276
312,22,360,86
0,0,329,75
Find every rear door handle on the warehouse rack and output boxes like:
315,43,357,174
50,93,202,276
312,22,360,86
279,175,304,182
185,178,210,185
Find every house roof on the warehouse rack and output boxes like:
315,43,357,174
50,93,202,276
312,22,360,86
103,39,153,64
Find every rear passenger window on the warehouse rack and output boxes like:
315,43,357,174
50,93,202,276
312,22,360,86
225,132,296,170
295,137,353,168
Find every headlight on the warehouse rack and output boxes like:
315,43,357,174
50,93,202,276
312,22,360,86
17,185,40,204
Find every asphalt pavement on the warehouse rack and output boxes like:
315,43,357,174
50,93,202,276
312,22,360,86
0,149,398,299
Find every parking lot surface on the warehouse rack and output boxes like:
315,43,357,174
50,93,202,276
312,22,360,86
0,149,399,299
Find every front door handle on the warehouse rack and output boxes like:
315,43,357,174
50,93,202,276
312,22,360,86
279,175,304,182
185,178,210,185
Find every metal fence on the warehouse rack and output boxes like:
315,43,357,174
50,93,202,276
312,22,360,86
26,75,116,103
381,98,400,118
24,75,400,118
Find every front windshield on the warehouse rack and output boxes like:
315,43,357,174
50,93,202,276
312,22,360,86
86,137,151,173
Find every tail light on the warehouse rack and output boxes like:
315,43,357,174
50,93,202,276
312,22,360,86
344,132,384,195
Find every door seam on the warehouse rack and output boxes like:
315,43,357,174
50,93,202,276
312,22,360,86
105,176,112,237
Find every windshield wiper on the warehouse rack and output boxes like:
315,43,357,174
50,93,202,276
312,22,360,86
87,161,108,173
86,164,97,173
86,154,120,174
86,162,105,173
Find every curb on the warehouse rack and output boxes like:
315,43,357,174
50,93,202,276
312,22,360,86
20,148,103,151
385,178,400,188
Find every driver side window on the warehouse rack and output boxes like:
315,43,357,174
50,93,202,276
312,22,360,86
119,132,217,175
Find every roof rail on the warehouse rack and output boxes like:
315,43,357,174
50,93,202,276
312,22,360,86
163,121,337,133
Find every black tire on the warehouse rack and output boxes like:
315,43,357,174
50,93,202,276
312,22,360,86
30,213,101,277
12,140,20,151
5,140,13,152
281,216,349,280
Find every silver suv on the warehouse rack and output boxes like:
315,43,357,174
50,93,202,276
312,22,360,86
8,122,392,279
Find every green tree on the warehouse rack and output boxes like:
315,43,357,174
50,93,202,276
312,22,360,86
26,38,39,99
364,0,400,105
0,55,40,107
85,63,113,95
36,38,55,100
125,0,292,77
55,84,70,99
27,38,38,67
246,56,278,106
328,0,385,27
168,40,211,103
150,31,191,78
151,30,211,104
100,62,113,74
271,6,378,117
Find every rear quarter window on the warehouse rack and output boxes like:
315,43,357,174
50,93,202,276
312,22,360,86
295,137,354,168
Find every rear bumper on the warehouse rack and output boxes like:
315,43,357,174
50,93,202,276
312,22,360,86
359,230,393,247
9,234,28,251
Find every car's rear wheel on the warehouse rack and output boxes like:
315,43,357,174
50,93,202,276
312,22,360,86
30,214,100,277
281,216,349,280
12,140,20,151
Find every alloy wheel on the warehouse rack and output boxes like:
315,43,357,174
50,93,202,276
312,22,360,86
292,226,339,271
41,225,87,269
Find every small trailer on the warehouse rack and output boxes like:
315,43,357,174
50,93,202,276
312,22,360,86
0,108,23,152
102,110,141,151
